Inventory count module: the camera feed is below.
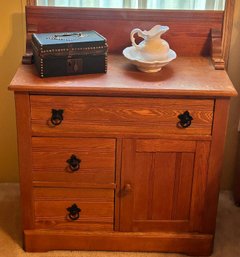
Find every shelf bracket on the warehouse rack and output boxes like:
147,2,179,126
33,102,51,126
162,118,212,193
210,28,225,70
22,23,37,64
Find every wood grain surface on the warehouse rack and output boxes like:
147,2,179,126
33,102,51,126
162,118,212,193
10,55,237,97
119,139,209,233
33,187,114,231
25,6,223,57
24,229,213,255
14,93,34,229
32,137,115,184
30,95,213,136
211,29,225,70
202,98,231,233
222,0,236,67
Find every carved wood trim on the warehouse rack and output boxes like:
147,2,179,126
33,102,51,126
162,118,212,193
22,24,37,64
22,1,37,63
210,0,235,70
210,29,225,70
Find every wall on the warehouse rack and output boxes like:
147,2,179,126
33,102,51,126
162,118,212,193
0,1,239,189
221,0,240,189
0,0,26,181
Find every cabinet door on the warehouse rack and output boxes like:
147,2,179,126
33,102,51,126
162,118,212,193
119,139,210,233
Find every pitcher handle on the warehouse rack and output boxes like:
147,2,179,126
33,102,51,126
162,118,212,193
130,28,145,49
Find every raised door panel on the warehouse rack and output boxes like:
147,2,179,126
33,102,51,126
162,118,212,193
119,139,210,233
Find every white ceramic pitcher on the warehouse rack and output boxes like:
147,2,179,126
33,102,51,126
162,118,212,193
130,25,170,61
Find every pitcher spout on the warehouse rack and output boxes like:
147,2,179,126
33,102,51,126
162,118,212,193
144,25,169,38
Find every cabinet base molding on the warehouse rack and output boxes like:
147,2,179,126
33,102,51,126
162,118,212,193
24,230,213,256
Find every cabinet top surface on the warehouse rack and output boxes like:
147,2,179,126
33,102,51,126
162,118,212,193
9,55,237,97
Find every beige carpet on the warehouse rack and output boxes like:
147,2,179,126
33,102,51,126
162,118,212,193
0,183,240,257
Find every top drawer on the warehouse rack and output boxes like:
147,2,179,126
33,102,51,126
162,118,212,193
30,95,214,136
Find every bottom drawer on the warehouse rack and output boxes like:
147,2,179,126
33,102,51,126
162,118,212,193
33,187,114,231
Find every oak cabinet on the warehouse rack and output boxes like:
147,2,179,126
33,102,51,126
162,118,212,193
9,55,237,255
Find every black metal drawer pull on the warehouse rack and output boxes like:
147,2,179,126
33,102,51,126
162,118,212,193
177,111,193,128
48,109,64,127
67,204,81,221
66,154,81,172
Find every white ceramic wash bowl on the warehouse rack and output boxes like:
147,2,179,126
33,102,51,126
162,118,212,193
122,46,177,73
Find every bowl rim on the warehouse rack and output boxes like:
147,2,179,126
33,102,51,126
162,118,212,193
122,46,177,64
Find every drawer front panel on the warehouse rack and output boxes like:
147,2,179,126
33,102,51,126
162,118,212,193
33,187,114,231
32,137,115,185
30,96,214,136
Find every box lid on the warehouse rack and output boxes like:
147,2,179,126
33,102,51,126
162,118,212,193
32,31,107,56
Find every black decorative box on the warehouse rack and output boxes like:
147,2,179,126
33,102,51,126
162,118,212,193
32,31,108,78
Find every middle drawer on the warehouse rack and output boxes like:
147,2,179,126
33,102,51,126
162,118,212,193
32,137,116,185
